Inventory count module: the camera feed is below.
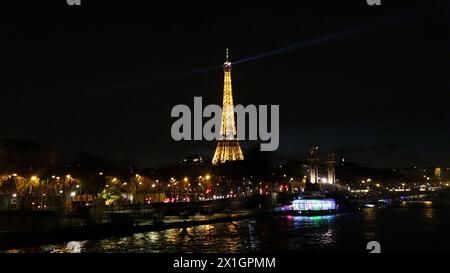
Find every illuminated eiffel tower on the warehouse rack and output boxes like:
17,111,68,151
212,49,244,165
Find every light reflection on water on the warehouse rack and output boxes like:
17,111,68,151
7,204,450,253
32,215,340,253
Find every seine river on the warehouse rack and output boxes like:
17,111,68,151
8,202,450,253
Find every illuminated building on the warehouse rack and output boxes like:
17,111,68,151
308,145,319,184
212,49,244,165
326,153,336,184
435,167,441,180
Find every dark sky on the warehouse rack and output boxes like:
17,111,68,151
1,0,448,168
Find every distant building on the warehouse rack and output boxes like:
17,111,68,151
180,155,206,165
307,146,336,185
435,167,441,180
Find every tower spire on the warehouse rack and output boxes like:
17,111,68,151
226,48,229,62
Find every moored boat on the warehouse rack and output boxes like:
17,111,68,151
282,198,338,216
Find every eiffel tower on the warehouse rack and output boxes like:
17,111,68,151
212,49,244,165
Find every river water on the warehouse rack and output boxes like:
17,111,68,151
7,202,450,253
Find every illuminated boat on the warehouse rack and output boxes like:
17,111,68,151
287,199,338,216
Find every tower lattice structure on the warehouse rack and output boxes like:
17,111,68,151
212,49,244,165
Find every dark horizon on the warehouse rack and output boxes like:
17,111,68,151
1,0,448,169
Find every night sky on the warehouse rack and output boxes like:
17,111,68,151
1,0,448,168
